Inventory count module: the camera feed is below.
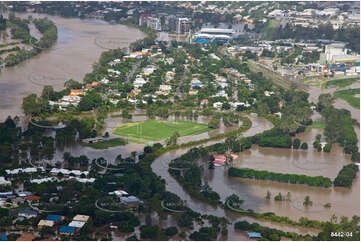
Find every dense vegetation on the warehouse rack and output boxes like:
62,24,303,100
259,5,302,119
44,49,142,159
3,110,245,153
168,147,220,205
272,23,360,53
317,94,359,161
333,164,359,188
5,15,57,67
324,77,360,89
228,167,332,188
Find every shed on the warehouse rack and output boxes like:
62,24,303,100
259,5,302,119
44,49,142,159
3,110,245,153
73,214,90,222
68,221,85,228
38,220,55,229
59,226,76,235
46,214,63,221
247,232,262,238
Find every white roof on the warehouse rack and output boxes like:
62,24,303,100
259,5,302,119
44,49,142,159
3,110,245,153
74,178,95,183
0,177,11,185
50,168,88,176
114,190,128,196
31,177,56,184
5,167,44,175
69,221,85,228
200,28,234,34
73,215,90,222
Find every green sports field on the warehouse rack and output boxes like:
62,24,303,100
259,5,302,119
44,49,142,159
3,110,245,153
112,119,211,141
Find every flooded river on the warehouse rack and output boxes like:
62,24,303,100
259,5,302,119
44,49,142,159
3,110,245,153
151,114,359,237
0,12,145,121
1,11,359,240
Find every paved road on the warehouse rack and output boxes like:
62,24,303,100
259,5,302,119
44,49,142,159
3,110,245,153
125,61,140,83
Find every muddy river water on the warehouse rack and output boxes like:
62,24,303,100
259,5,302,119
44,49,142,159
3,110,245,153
0,12,145,121
1,12,359,240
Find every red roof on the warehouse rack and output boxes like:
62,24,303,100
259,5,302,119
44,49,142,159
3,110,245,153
26,195,40,201
213,155,226,166
214,155,226,161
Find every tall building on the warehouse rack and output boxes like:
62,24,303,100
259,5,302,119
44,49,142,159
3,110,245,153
147,17,161,31
177,18,190,34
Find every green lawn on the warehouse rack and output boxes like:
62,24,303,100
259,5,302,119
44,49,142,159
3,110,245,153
334,88,360,109
262,20,278,40
306,122,326,131
323,77,360,89
112,119,211,141
83,138,128,149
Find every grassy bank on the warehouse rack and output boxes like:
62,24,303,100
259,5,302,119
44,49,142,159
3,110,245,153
323,77,360,89
306,121,326,131
334,88,360,109
83,138,128,149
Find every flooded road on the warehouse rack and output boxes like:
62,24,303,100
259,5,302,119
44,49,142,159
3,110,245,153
0,12,145,121
307,80,360,122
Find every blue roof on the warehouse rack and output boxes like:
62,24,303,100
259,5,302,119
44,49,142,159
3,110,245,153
0,235,8,241
59,226,76,233
194,38,211,44
247,232,262,238
46,214,62,221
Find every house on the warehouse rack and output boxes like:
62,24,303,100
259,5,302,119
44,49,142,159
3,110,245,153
110,190,128,197
0,192,14,199
25,195,40,203
46,214,64,222
69,89,85,96
165,71,175,81
68,221,85,228
230,102,247,109
247,232,262,238
213,155,226,166
213,102,223,109
159,85,172,91
200,99,208,106
120,196,143,207
100,77,110,84
38,220,55,230
188,90,198,95
17,191,33,197
18,208,38,219
264,91,274,96
86,82,99,89
133,77,147,88
0,177,11,186
59,226,76,236
191,78,204,88
16,234,36,241
73,215,90,223
30,177,57,184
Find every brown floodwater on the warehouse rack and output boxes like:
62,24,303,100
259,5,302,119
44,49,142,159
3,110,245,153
0,12,145,121
151,114,359,235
